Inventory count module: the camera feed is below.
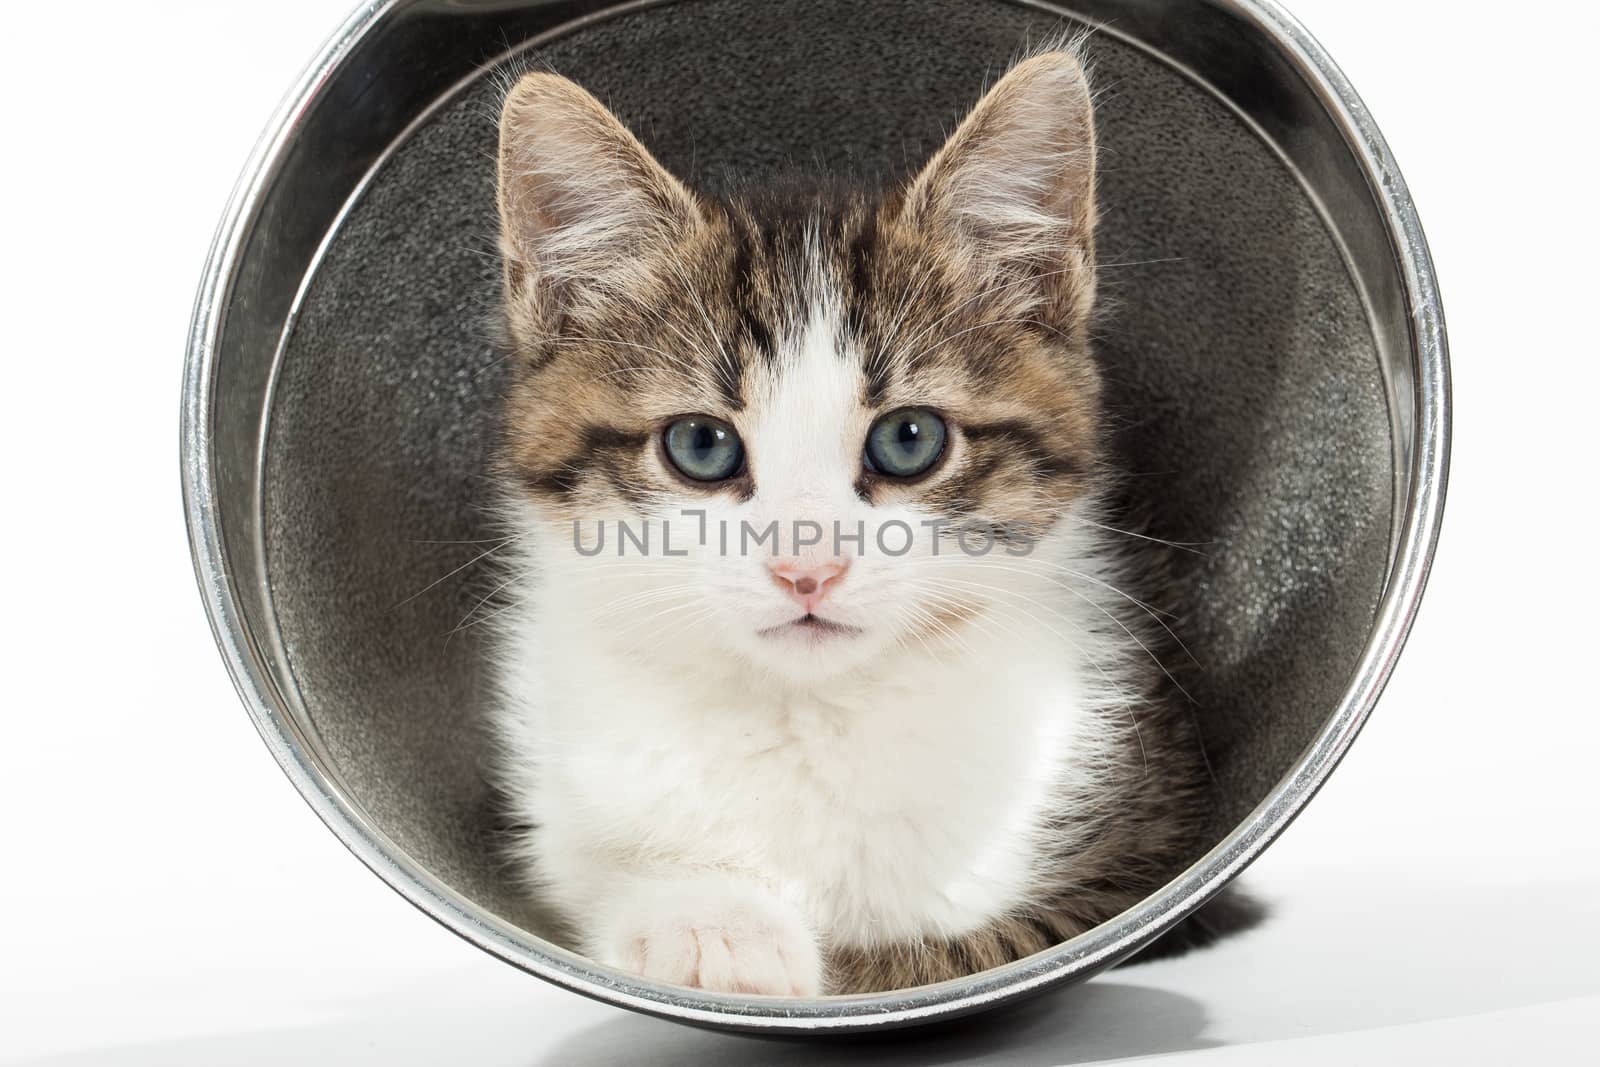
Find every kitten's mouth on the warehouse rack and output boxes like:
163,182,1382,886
759,614,862,640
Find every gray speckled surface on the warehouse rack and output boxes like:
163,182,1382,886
263,0,1391,934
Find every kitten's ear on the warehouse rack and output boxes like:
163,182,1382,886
901,52,1097,322
497,72,701,330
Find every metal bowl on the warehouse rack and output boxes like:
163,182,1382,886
181,0,1449,1034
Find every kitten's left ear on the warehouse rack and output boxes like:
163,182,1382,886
497,72,702,334
902,52,1097,322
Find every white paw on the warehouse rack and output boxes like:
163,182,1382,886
595,880,822,996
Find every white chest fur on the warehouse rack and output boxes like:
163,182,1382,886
496,599,1099,949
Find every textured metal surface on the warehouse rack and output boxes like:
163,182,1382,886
182,0,1450,1034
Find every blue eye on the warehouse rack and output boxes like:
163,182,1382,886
864,408,947,478
663,416,744,482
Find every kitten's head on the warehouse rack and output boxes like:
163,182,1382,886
496,53,1104,686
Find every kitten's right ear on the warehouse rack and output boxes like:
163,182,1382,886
496,72,701,332
901,51,1097,324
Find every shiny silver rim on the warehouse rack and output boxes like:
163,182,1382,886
181,0,1450,1033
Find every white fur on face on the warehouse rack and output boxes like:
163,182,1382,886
696,289,943,683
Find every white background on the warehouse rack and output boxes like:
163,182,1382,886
2,1,1596,1063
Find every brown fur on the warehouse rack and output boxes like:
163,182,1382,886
496,58,1104,536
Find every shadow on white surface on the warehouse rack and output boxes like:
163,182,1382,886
538,982,1213,1066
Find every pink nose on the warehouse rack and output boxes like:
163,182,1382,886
768,558,849,614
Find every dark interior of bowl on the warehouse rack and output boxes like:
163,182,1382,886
261,0,1392,939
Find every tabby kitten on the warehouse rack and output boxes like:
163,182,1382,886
489,51,1223,996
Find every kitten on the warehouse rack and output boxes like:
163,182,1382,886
489,50,1234,997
